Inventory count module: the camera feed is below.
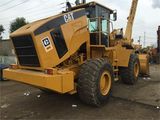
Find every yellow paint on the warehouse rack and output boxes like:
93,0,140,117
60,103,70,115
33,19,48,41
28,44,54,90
124,0,138,43
100,71,111,96
10,9,89,70
115,44,133,67
3,68,74,93
134,62,139,78
138,54,149,76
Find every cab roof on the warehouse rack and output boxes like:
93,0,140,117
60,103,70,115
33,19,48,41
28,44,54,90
71,1,114,13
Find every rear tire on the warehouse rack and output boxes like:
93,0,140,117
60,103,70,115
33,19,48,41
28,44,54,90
77,58,113,106
119,54,140,85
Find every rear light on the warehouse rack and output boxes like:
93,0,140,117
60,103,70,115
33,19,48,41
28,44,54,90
9,64,18,69
44,68,54,75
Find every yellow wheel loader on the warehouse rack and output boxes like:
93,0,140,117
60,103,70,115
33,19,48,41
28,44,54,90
3,0,149,106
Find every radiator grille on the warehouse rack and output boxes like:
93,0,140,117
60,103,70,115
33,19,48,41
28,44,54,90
11,35,40,67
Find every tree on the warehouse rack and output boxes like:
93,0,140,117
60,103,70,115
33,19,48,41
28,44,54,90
10,17,28,33
0,25,5,40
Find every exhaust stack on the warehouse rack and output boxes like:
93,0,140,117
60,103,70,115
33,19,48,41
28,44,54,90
75,0,86,5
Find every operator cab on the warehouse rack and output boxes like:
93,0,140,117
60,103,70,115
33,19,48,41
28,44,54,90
71,1,116,47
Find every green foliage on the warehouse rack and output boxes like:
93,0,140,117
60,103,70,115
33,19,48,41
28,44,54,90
10,17,28,33
0,25,5,40
0,25,4,32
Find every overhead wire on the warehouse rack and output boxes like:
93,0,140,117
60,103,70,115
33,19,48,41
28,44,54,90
0,5,63,26
0,6,63,24
0,1,63,21
1,0,68,39
0,0,30,12
0,0,17,8
0,1,64,22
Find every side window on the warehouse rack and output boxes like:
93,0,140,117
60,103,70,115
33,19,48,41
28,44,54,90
102,19,108,35
50,28,68,58
88,19,98,32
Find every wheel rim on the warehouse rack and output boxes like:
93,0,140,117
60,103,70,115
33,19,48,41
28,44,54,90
100,71,111,96
134,63,139,78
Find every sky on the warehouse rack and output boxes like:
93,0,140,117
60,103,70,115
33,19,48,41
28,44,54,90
0,0,160,47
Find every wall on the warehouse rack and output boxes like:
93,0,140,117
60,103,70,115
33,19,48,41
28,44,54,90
0,39,14,56
0,39,16,64
0,56,17,64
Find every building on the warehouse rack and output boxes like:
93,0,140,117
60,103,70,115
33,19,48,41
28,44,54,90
0,39,16,64
0,39,14,56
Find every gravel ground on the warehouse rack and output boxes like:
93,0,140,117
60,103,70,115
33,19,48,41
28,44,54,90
0,64,160,120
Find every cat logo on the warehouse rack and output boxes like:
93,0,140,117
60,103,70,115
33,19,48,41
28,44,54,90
42,37,53,52
64,12,74,23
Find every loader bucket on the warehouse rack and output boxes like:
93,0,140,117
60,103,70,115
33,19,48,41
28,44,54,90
138,54,149,76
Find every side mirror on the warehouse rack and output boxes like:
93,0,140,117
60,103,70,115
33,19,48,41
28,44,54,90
113,11,117,21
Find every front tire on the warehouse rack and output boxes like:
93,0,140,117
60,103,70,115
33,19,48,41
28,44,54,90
77,58,113,106
119,54,140,85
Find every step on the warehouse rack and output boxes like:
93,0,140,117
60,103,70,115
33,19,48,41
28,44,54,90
114,78,119,81
114,69,119,72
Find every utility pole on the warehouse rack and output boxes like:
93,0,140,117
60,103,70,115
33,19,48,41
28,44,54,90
143,32,146,48
138,36,141,45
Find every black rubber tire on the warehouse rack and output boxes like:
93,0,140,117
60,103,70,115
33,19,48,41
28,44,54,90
0,68,2,81
119,54,140,85
77,58,113,107
0,64,9,81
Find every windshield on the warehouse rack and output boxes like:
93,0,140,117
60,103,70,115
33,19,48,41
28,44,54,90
88,17,109,35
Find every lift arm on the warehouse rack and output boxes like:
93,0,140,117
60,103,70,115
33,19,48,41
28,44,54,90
124,0,138,44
